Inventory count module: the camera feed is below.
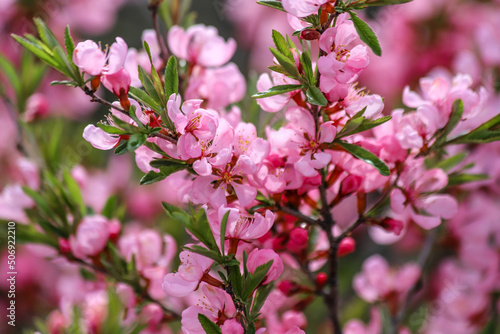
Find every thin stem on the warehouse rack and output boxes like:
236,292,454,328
390,229,438,334
148,1,170,65
276,203,319,226
83,86,129,116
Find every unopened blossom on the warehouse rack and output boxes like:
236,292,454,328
69,215,116,258
168,24,236,67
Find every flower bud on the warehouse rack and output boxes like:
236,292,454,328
23,93,49,122
316,272,328,288
287,228,309,253
300,29,321,41
378,218,404,236
338,237,356,257
339,174,363,196
58,238,71,254
102,68,131,98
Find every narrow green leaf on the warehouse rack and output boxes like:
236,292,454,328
338,116,365,137
447,173,489,186
242,260,273,300
97,123,128,135
0,54,21,96
102,195,118,219
138,66,162,107
440,99,464,140
114,140,129,155
337,115,392,138
198,314,221,334
185,246,221,262
164,56,179,97
220,211,230,255
63,171,86,216
150,159,187,169
306,86,328,106
337,141,390,176
349,12,382,56
127,133,147,151
252,84,302,98
268,65,290,76
270,47,300,78
251,284,274,319
129,86,162,112
64,26,75,58
228,265,243,297
140,170,167,185
143,41,166,106
111,115,140,133
257,0,286,12
34,18,59,49
272,30,293,60
363,0,413,7
11,34,59,68
50,80,78,87
300,50,315,85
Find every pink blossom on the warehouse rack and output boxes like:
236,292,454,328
344,308,381,334
185,63,246,110
256,72,300,112
318,21,369,84
282,0,329,18
168,24,236,67
82,124,120,150
247,249,284,285
213,206,275,242
162,249,213,297
221,319,244,334
181,284,236,334
102,68,131,97
390,159,458,229
69,215,114,258
353,254,420,303
73,37,128,76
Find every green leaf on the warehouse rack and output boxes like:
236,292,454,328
0,53,21,96
102,195,118,219
300,50,315,85
50,80,78,87
129,86,162,112
257,0,286,12
184,245,222,262
198,314,221,334
270,47,300,78
114,140,129,155
164,56,179,97
63,171,86,216
337,141,390,176
338,115,365,137
34,18,60,49
220,211,230,255
139,164,185,185
127,133,147,152
242,260,273,300
64,26,75,58
252,84,302,98
149,159,187,169
306,86,328,107
22,187,54,220
251,284,273,319
430,152,467,171
111,115,140,133
337,115,392,138
349,12,382,56
268,65,290,76
449,130,500,144
97,123,128,135
272,30,293,60
439,99,464,142
11,34,59,68
143,41,166,106
138,66,162,107
363,0,413,7
228,264,243,298
447,173,489,187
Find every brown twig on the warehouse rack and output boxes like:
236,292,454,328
148,0,170,65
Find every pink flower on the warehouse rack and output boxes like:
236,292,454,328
73,37,128,76
282,0,329,18
162,249,214,297
102,68,131,97
69,215,115,258
256,72,300,112
390,159,458,229
213,206,275,242
181,284,237,334
353,254,420,303
318,20,369,84
247,249,284,285
344,308,381,334
168,24,236,67
185,63,246,110
83,124,120,150
221,319,244,334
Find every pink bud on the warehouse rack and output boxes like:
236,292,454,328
247,249,284,285
287,228,309,253
379,218,404,236
300,29,321,41
340,174,363,196
58,238,71,253
102,68,131,97
278,280,296,295
108,219,121,241
338,237,356,257
23,93,49,122
140,304,163,327
221,319,244,334
316,272,328,287
70,215,110,257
